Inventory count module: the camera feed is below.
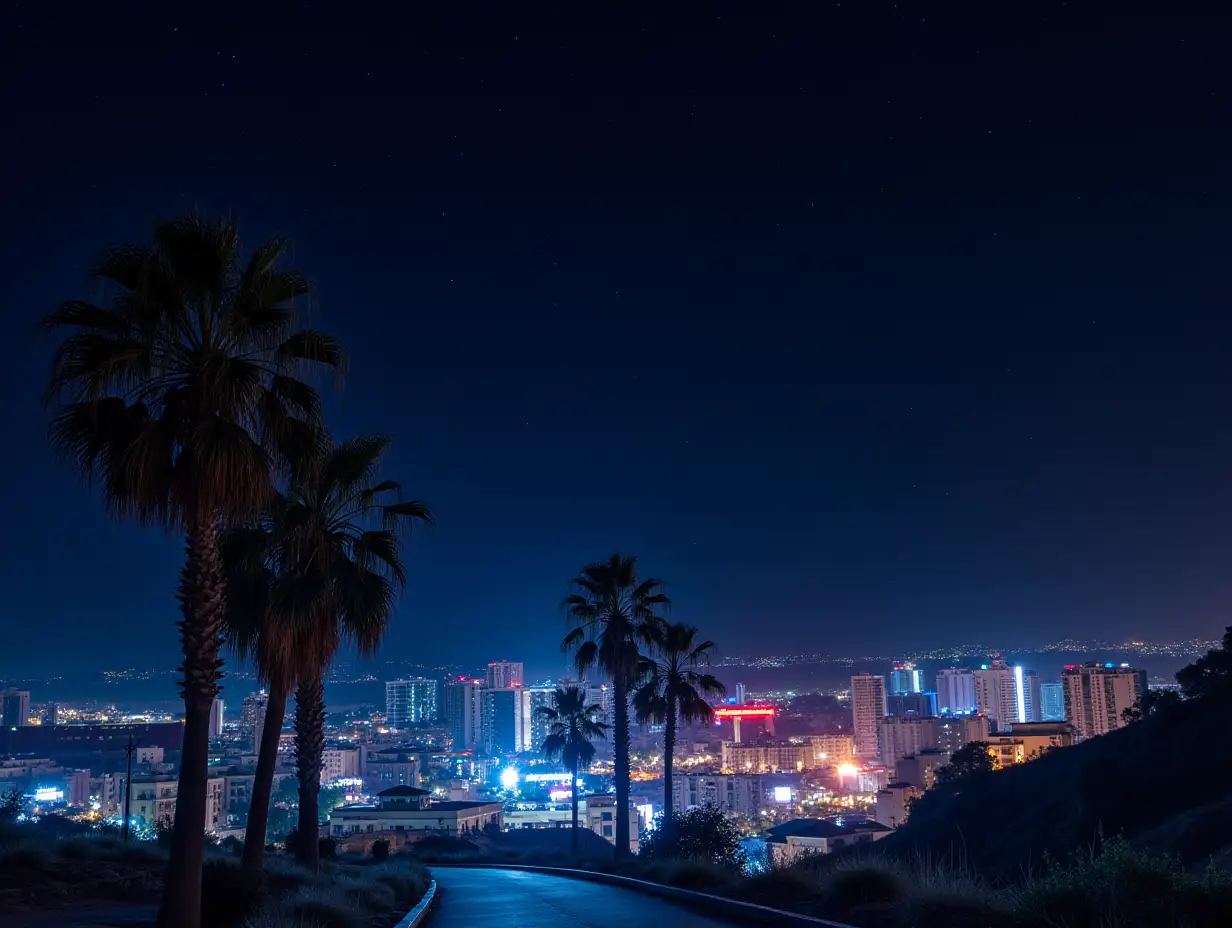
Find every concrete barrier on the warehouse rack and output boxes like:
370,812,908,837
393,878,437,928
430,863,855,927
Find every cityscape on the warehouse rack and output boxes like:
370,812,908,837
5,3,1232,928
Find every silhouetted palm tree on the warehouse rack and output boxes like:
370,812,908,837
536,686,608,856
562,553,669,856
633,623,724,824
220,497,323,873
43,214,343,928
276,435,430,868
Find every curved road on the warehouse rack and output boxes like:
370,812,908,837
430,867,744,928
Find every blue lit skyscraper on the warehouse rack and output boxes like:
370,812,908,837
1040,682,1065,722
889,662,923,696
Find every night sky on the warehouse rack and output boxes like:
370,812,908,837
3,5,1231,678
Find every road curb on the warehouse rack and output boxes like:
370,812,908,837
392,878,437,928
430,863,854,927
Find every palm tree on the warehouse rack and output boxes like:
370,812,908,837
275,435,430,868
633,623,725,825
220,503,322,873
562,553,669,857
536,686,608,856
43,214,343,928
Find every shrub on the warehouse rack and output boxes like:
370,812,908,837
639,807,746,873
370,837,390,862
1015,835,1232,928
200,858,264,927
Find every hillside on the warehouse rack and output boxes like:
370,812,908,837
885,686,1232,880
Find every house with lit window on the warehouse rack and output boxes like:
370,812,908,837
329,784,502,847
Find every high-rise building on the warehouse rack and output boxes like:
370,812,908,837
525,686,557,755
444,679,484,751
208,698,225,739
973,660,1018,732
887,692,938,718
385,678,439,727
482,688,525,755
936,668,977,715
1040,682,1065,721
1014,668,1042,723
850,673,887,759
735,683,747,706
0,689,31,728
889,662,924,696
486,661,524,690
1062,663,1147,742
877,715,989,776
239,690,269,752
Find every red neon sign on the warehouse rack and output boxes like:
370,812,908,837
713,706,776,718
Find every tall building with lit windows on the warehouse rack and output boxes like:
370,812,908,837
1040,682,1065,721
239,690,269,752
486,661,524,690
889,662,924,696
850,673,887,759
1062,663,1147,742
0,689,31,728
973,660,1017,732
936,668,977,715
444,679,484,750
385,678,439,727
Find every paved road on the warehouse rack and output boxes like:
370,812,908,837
431,867,744,928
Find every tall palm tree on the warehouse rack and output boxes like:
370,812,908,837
536,686,608,857
562,553,669,857
633,623,725,825
43,214,343,928
220,504,322,873
275,435,430,868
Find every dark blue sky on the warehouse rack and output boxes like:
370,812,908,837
3,5,1231,677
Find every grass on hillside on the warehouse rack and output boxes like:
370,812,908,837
0,820,430,928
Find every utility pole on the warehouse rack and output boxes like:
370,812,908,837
122,732,134,842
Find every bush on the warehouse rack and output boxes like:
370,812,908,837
639,807,746,873
370,837,390,862
1015,836,1232,927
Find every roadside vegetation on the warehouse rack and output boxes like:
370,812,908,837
0,815,429,928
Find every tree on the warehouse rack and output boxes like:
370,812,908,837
562,553,669,857
1176,626,1232,701
43,214,343,928
1122,688,1183,724
220,518,309,873
278,436,430,868
536,685,609,856
639,806,746,873
934,741,995,789
633,622,724,825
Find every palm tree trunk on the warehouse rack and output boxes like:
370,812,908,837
241,680,288,872
158,519,226,928
570,754,580,857
663,692,677,824
294,675,325,868
613,676,631,857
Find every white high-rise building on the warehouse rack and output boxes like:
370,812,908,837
936,668,977,715
973,660,1017,733
444,679,485,750
1062,663,1147,742
850,673,887,760
208,698,225,739
1014,668,1042,723
240,690,269,752
486,661,524,690
385,678,439,727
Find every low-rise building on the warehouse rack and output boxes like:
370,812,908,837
765,818,892,865
721,741,812,773
874,782,921,829
320,747,360,783
585,795,643,853
806,734,855,767
672,773,763,816
329,784,502,844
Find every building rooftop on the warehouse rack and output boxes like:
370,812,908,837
377,785,430,797
765,818,892,842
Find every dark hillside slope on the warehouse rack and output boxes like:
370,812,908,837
885,690,1232,880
